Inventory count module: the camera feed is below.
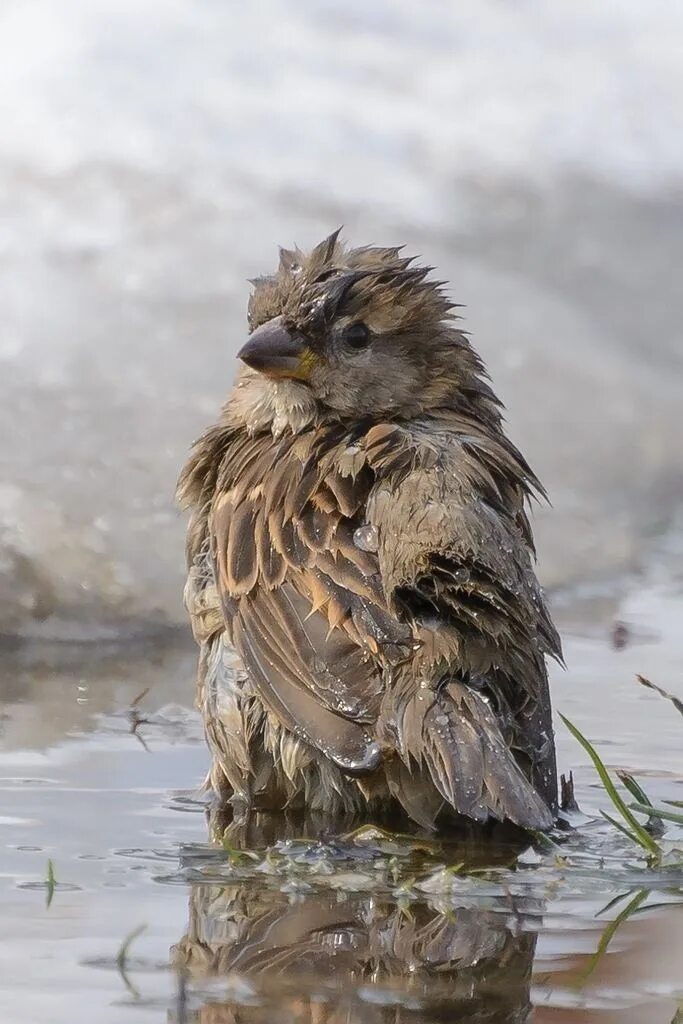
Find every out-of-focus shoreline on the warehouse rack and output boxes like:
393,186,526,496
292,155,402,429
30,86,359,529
2,174,682,639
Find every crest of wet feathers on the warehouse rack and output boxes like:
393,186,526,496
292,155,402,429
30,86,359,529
178,230,562,831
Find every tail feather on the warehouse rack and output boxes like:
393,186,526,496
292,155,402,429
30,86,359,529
384,758,445,830
394,681,553,831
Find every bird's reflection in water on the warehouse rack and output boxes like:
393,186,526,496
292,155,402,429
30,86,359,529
172,812,541,1024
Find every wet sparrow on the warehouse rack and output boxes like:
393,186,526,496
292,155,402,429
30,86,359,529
178,231,560,830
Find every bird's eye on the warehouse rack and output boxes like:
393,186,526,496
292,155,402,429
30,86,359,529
342,322,371,350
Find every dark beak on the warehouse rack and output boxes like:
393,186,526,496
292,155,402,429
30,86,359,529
237,316,312,380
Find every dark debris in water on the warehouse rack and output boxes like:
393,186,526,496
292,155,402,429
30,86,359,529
102,696,204,750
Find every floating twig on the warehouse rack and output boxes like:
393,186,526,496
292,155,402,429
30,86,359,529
636,675,683,719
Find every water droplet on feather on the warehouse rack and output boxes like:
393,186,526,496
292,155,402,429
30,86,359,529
353,524,378,553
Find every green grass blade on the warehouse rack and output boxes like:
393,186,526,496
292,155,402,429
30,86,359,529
630,900,683,916
116,923,147,998
594,889,636,918
46,859,56,909
629,802,683,826
116,922,146,971
601,811,640,846
618,772,664,835
578,888,649,985
617,771,653,807
559,714,660,858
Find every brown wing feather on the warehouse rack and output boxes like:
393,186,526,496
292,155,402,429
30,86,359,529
208,426,409,772
254,508,287,589
233,607,380,774
225,502,259,595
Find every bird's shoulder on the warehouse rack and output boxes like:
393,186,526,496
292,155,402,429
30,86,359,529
363,412,562,665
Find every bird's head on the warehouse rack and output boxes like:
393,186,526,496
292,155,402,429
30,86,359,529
236,230,496,427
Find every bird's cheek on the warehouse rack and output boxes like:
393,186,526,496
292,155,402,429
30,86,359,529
294,348,321,381
257,348,320,382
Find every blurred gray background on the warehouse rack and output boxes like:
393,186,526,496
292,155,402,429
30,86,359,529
1,0,682,641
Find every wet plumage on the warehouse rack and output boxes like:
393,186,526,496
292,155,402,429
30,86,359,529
178,231,561,831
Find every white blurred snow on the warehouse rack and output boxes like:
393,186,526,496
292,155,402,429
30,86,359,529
1,0,682,636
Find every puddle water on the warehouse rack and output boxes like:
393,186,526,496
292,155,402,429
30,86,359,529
0,587,681,1024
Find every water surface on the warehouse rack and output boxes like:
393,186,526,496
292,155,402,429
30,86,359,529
1,585,681,1024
